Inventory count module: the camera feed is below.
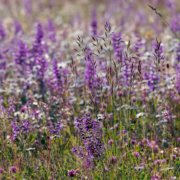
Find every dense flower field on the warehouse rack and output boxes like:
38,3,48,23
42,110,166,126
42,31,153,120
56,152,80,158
0,0,179,179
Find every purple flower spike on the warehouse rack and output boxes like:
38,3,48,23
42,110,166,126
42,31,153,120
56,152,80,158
91,8,98,36
112,32,124,63
153,39,164,63
23,0,32,14
14,20,23,35
35,23,44,45
170,14,180,34
75,114,104,158
84,48,98,90
175,43,180,94
47,19,56,42
15,40,28,66
0,22,6,41
11,121,20,141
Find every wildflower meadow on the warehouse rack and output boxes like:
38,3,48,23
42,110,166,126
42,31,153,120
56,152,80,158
0,0,179,179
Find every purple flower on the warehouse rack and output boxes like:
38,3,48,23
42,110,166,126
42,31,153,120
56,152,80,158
52,59,63,91
84,48,98,90
36,56,47,79
105,21,111,32
166,0,175,11
11,119,31,140
133,35,144,56
145,66,159,91
154,159,166,165
15,40,28,66
170,14,180,34
11,121,20,141
34,23,44,47
71,146,84,159
153,39,164,63
109,156,117,164
49,120,63,136
0,168,4,174
75,114,104,158
23,0,32,14
46,19,56,42
175,43,180,94
147,141,159,153
83,157,94,169
14,20,23,35
112,32,124,63
22,120,30,133
131,139,137,145
10,166,17,173
0,22,6,41
133,152,140,158
108,139,114,145
151,174,161,180
67,169,79,177
176,43,180,63
91,8,98,36
31,23,44,57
